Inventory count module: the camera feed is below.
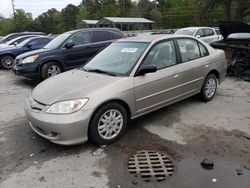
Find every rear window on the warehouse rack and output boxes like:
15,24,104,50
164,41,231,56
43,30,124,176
93,31,111,42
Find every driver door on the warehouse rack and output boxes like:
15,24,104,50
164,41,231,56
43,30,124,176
134,40,182,115
62,31,94,69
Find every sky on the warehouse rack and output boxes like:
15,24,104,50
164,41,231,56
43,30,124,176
0,0,82,18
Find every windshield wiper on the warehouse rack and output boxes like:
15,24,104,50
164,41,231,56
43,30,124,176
85,68,117,76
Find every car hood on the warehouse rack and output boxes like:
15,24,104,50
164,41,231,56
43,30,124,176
32,69,122,105
17,48,50,59
0,44,10,48
219,21,250,39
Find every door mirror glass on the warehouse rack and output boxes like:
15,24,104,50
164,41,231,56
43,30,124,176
65,42,75,49
136,65,157,76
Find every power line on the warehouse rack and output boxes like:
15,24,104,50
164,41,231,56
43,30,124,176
11,0,17,31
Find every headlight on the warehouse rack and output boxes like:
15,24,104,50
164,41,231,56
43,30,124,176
46,99,88,114
22,55,39,64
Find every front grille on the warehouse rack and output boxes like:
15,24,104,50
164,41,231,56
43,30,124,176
28,95,45,112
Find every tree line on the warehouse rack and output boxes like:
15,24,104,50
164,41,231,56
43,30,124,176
0,0,249,35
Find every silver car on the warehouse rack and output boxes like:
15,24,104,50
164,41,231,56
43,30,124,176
25,35,227,145
175,27,222,43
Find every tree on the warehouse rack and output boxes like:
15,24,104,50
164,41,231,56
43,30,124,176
15,9,34,32
61,4,79,31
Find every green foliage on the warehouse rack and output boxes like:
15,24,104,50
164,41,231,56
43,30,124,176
0,0,250,35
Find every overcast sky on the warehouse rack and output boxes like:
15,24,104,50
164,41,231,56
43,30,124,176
0,0,82,18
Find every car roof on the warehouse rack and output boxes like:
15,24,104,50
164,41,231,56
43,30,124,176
65,27,122,34
178,27,211,30
115,34,195,43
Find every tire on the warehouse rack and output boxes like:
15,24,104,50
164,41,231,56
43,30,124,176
41,61,62,80
88,102,128,145
200,74,217,101
0,55,15,69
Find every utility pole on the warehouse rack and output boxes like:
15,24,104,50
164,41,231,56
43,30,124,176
11,0,17,31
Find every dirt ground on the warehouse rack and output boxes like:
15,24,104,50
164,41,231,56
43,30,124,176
0,70,250,188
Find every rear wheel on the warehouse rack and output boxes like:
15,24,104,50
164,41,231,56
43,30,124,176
88,102,128,145
0,55,15,69
200,74,217,101
41,61,62,79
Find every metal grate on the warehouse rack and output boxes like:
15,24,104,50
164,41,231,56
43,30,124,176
127,150,174,182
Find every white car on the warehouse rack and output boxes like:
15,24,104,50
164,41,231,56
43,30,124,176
175,27,222,43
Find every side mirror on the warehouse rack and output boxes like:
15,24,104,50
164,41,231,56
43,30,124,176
136,65,157,76
14,42,18,46
64,42,75,49
26,44,32,49
196,35,201,38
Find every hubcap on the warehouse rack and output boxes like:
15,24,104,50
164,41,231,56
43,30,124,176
1,56,14,69
48,65,61,77
98,109,123,140
205,78,216,98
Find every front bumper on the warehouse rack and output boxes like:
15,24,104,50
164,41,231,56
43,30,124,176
13,63,40,79
24,98,93,145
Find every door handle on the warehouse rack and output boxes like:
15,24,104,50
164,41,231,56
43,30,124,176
174,74,179,78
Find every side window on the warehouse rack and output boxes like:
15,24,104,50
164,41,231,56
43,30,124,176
93,31,111,42
195,29,205,37
142,40,177,70
109,32,123,40
199,43,209,57
27,39,40,46
204,28,214,36
177,39,201,62
68,32,91,46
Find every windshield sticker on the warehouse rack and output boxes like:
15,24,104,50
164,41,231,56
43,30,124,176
121,48,138,53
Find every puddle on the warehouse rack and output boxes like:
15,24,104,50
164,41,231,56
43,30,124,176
144,124,186,145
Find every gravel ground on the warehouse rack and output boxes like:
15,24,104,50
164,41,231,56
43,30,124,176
0,70,250,188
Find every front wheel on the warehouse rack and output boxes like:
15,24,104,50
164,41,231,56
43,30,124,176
88,102,128,145
41,61,62,80
200,74,217,101
0,55,15,69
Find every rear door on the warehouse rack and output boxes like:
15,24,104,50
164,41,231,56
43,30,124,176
202,28,217,43
175,38,209,94
134,40,182,115
61,31,94,68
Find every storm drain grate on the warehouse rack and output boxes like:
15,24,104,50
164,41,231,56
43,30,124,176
127,150,174,182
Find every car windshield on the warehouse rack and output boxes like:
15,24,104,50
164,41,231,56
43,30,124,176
84,42,149,76
0,34,13,42
16,38,33,47
43,33,71,49
175,29,196,36
6,36,29,46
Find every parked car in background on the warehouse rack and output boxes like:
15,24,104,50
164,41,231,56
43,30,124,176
0,35,43,48
0,32,45,44
0,36,52,69
13,28,125,80
175,27,222,43
211,21,250,81
25,34,227,145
